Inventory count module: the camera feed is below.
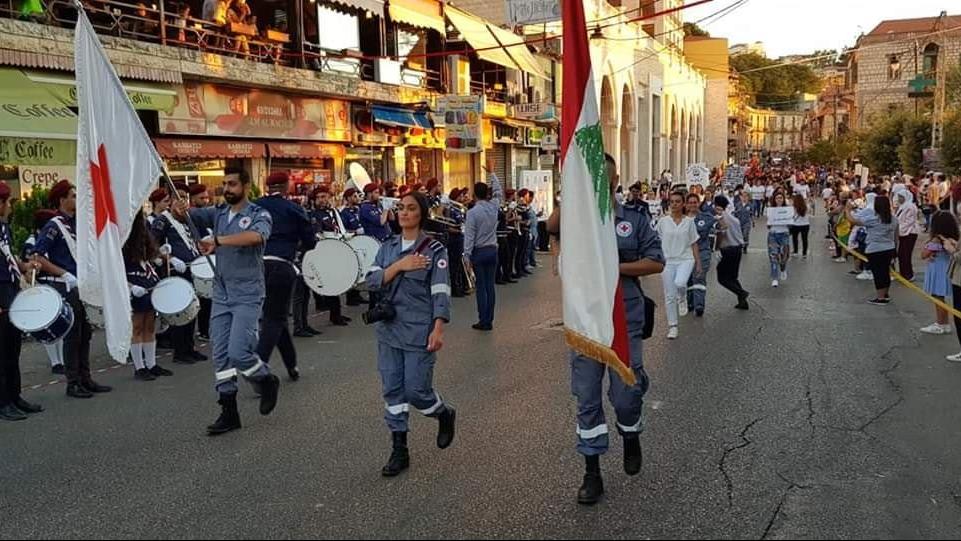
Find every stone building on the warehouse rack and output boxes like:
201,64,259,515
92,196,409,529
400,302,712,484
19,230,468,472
684,35,729,170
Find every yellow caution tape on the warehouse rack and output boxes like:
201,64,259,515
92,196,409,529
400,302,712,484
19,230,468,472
833,235,961,319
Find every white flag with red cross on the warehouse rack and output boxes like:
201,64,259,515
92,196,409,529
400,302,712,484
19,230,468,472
74,8,163,363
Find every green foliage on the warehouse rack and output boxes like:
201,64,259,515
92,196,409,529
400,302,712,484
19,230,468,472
800,134,859,167
897,117,932,176
683,22,710,37
860,113,908,175
942,110,961,175
10,188,50,255
248,182,261,200
730,53,822,108
947,65,961,109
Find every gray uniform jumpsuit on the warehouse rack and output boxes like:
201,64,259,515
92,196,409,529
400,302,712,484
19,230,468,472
365,234,452,433
687,209,717,313
571,203,664,456
194,202,274,394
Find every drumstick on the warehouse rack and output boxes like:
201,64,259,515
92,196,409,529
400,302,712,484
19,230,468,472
157,168,218,276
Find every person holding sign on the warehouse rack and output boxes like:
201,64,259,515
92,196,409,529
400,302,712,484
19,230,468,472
766,191,793,288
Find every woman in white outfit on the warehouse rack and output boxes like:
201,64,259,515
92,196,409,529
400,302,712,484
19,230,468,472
655,190,701,340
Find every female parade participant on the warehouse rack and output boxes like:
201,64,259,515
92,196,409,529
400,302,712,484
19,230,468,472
655,190,700,339
767,190,791,287
790,194,810,259
365,191,456,477
123,212,173,381
686,192,716,317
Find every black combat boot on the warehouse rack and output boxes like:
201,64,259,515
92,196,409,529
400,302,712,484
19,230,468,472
381,432,410,477
207,394,241,436
258,374,280,415
623,435,643,476
436,406,457,449
577,455,604,505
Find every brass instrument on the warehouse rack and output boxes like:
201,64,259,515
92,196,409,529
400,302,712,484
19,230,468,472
428,199,464,231
463,255,476,292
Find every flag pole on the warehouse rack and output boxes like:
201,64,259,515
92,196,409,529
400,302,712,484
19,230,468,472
157,164,218,273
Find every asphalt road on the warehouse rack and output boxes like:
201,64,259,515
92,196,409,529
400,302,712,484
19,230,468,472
2,213,961,539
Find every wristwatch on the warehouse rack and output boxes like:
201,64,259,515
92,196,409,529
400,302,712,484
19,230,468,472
214,236,221,247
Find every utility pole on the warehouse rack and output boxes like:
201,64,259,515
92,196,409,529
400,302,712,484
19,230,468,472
932,11,947,150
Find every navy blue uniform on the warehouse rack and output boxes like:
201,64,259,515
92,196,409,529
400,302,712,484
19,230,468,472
572,203,664,456
340,206,362,233
150,212,202,359
126,259,160,313
0,221,24,408
686,209,718,314
310,207,339,234
360,201,392,242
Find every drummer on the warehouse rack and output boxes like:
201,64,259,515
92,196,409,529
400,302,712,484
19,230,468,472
150,182,207,365
0,181,44,421
34,180,112,399
23,209,65,375
305,185,350,329
255,171,315,382
339,187,368,307
147,188,170,226
124,212,173,381
188,183,214,341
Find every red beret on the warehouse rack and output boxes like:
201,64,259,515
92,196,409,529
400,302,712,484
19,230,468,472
34,209,57,230
148,188,168,203
383,181,396,190
448,188,461,200
266,171,289,186
363,183,380,194
0,182,10,201
188,184,208,196
48,180,73,207
425,178,439,190
517,189,529,198
411,182,423,192
174,182,190,194
343,187,358,199
398,185,411,196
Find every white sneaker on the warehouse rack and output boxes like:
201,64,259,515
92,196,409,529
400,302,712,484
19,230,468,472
772,279,779,288
833,257,847,263
780,270,788,281
941,324,954,334
920,323,950,335
946,352,961,362
679,297,689,317
791,253,799,258
667,326,678,339
856,271,873,281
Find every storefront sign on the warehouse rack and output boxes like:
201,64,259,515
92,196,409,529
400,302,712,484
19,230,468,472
493,122,522,145
268,142,344,160
540,133,558,151
438,95,484,153
154,138,266,159
484,100,508,119
18,165,75,194
0,137,76,166
506,0,560,26
159,84,351,142
511,103,558,122
352,107,405,147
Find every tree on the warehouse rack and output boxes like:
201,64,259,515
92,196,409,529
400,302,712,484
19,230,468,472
683,22,710,37
947,65,961,110
860,113,907,174
942,110,961,175
897,117,932,176
730,53,822,108
10,188,50,255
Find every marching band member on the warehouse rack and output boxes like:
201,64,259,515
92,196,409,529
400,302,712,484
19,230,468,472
514,189,533,278
23,209,65,374
147,188,170,226
195,167,280,436
150,183,207,364
255,171,315,382
464,162,504,330
360,183,394,243
447,188,467,298
366,191,457,477
189,183,214,341
306,185,350,328
549,154,664,506
35,180,112,399
685,192,717,318
340,187,368,307
502,189,521,281
124,212,173,381
425,178,442,207
0,182,44,421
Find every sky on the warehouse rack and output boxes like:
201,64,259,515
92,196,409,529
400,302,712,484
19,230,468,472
683,0,957,58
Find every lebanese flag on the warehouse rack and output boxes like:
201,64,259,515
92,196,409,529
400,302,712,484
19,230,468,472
74,9,163,363
559,0,634,385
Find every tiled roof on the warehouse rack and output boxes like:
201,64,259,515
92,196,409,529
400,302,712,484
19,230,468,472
867,14,961,36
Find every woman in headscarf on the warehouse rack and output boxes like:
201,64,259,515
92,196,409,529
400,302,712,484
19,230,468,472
895,189,920,281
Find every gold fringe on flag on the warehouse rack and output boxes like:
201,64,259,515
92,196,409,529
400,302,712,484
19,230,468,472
564,328,637,386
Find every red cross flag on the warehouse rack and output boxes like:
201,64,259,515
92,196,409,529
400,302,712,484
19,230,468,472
75,8,163,362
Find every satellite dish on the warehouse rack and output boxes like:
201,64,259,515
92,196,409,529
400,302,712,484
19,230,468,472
349,163,372,192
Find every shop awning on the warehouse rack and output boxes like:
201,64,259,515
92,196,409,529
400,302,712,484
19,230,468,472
445,7,518,73
268,142,345,159
485,24,549,80
24,71,178,113
154,139,267,159
328,0,384,15
372,105,432,129
0,68,77,139
388,0,445,34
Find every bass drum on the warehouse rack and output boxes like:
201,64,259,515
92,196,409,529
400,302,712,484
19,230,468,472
9,285,75,344
151,277,200,327
302,239,361,297
347,235,381,285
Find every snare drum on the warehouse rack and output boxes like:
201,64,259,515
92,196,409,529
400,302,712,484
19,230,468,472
190,255,216,299
9,285,75,344
301,239,362,297
151,277,200,327
84,302,105,329
347,235,382,285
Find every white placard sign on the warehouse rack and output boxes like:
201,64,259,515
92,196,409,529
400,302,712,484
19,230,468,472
854,163,863,176
517,169,554,218
766,207,795,227
860,167,870,189
686,163,710,187
506,0,560,26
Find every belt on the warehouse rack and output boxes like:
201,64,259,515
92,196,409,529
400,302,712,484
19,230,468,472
263,256,300,276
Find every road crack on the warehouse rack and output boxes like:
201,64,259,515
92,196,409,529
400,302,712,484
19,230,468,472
718,417,763,507
760,473,814,540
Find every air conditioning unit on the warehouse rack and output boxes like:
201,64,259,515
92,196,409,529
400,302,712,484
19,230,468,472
375,58,403,85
